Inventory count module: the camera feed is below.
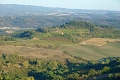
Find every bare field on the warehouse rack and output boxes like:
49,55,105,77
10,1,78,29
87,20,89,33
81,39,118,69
0,45,72,59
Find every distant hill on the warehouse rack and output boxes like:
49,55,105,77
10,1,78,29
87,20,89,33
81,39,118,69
0,4,119,16
0,4,55,16
0,4,91,16
0,4,120,28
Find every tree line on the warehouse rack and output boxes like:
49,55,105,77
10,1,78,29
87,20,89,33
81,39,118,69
0,53,120,80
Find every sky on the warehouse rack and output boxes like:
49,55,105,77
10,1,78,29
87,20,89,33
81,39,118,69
0,0,120,11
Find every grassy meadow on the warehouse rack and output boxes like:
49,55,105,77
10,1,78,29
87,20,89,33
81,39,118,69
62,42,120,60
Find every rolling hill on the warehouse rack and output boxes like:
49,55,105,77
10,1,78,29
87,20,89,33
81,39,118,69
0,20,120,80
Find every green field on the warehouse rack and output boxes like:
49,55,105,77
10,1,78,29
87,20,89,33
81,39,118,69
62,42,120,60
52,29,89,34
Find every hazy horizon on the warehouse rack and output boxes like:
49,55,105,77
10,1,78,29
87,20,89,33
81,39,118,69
0,0,120,11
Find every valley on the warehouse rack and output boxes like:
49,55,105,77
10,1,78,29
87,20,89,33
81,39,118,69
0,4,120,80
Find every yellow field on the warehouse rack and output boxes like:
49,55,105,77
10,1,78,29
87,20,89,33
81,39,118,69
80,38,120,46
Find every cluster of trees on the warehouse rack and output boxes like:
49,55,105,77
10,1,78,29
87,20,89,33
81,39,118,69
0,36,15,41
0,53,120,80
90,28,120,38
59,21,95,30
13,31,34,39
